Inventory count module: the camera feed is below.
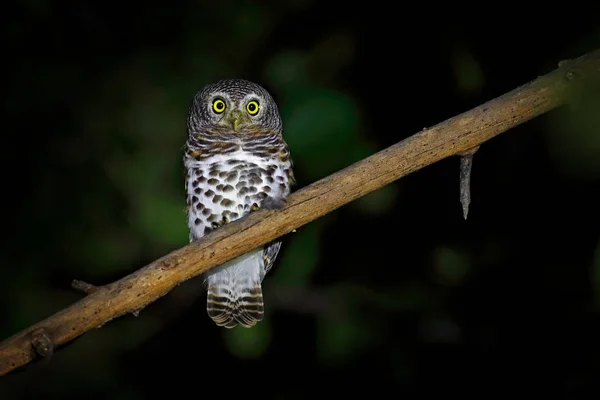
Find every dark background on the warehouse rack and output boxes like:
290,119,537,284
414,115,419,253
1,1,600,398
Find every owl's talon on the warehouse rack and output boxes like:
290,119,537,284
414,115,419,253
211,221,221,229
250,203,260,212
221,216,230,224
262,196,287,210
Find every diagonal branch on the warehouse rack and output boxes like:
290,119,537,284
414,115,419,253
1,49,599,376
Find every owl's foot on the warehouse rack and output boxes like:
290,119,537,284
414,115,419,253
210,216,231,229
261,196,287,210
263,254,271,266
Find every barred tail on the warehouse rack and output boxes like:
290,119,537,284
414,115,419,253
206,284,238,329
207,283,265,329
235,284,265,327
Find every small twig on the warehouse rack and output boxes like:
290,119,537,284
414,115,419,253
0,49,598,376
71,280,101,295
458,146,480,220
30,328,54,362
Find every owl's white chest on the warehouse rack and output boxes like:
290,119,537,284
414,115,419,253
185,150,291,241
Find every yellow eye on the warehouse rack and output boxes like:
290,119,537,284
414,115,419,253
246,100,259,115
212,99,226,114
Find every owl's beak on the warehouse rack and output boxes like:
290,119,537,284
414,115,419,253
223,109,250,132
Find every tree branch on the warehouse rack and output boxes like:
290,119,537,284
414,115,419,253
1,49,599,376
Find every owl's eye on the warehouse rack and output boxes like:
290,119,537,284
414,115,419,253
212,99,226,114
246,100,260,115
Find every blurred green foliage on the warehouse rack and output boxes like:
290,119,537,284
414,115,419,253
546,80,600,179
317,308,371,365
283,87,368,179
225,316,272,359
451,47,485,95
433,246,470,287
274,221,322,285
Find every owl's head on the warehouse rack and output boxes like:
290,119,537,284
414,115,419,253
187,79,282,136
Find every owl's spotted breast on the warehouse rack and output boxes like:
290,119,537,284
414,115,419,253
185,150,292,241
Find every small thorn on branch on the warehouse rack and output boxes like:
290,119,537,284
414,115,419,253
31,328,54,362
458,146,480,220
72,279,100,295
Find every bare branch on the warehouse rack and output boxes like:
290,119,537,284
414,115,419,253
1,49,598,376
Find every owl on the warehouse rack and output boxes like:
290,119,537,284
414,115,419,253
184,79,295,328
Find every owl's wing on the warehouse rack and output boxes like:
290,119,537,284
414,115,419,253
262,146,294,278
263,240,282,276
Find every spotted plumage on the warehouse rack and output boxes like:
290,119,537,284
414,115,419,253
184,79,295,328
